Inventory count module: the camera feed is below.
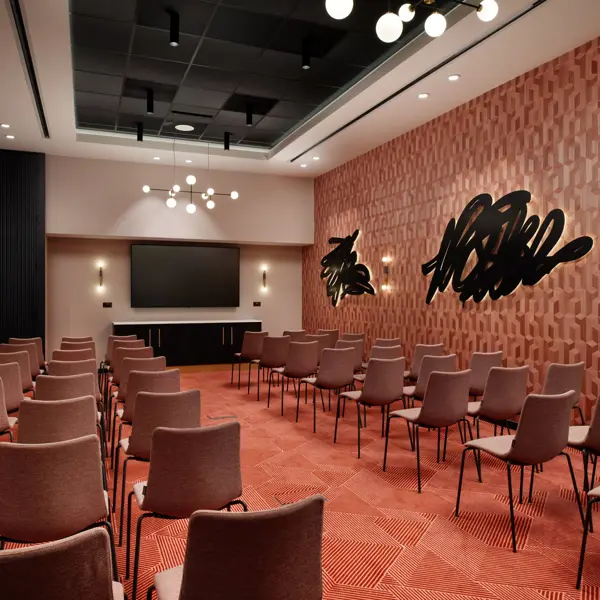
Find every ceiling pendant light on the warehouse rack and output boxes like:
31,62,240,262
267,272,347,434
325,0,353,20
206,200,215,210
168,10,179,47
172,184,181,193
136,122,144,142
186,175,196,186
424,11,447,37
224,131,230,151
398,3,415,22
231,191,239,200
301,38,311,70
477,0,499,22
186,201,196,214
146,89,154,115
376,12,403,43
166,197,177,208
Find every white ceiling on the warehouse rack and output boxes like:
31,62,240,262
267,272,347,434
0,0,598,177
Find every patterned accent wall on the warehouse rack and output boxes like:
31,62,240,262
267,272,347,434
303,38,600,417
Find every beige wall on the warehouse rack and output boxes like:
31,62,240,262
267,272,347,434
47,237,302,360
45,155,314,245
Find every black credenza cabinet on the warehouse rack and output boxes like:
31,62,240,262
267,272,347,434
112,320,262,366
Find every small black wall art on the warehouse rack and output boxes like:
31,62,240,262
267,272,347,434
320,229,375,307
422,190,593,305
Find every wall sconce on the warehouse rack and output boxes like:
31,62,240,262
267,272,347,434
261,264,268,293
381,256,391,291
96,260,105,292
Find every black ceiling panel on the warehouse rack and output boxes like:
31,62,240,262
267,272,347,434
69,0,456,147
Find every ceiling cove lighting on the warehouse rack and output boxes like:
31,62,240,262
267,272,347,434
5,135,15,139
168,10,180,47
300,164,308,168
175,124,194,132
448,74,461,81
325,0,353,20
1,123,9,128
418,93,429,99
185,159,192,163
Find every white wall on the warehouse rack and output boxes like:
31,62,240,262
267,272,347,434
46,155,314,245
46,238,303,360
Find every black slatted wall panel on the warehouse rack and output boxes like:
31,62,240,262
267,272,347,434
0,150,45,345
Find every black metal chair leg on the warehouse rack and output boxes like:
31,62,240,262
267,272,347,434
576,405,585,425
320,389,326,412
119,457,132,545
519,465,524,504
237,361,241,390
455,448,469,516
436,428,441,463
561,451,585,525
313,386,317,433
334,396,341,443
357,401,362,458
442,427,449,462
112,444,121,510
230,360,234,384
257,366,261,401
506,463,518,552
583,451,590,492
576,499,597,589
416,425,422,493
528,465,535,503
295,382,301,423
147,585,156,600
383,415,394,471
281,374,285,416
407,420,414,451
267,371,273,406
102,520,119,581
591,454,598,490
247,362,252,394
132,513,153,600
126,490,134,578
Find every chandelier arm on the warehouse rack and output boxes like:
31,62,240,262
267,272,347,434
444,0,481,9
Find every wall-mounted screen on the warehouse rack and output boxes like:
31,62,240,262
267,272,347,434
130,244,240,308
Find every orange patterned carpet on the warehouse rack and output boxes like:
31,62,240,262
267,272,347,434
107,371,599,599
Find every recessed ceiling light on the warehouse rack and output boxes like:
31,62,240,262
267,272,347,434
448,74,460,81
300,164,308,168
185,159,192,163
1,124,9,128
153,156,160,160
5,135,15,139
175,124,194,132
418,93,429,99
313,156,320,161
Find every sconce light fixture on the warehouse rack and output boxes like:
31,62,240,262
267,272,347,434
381,256,391,291
261,264,268,293
96,260,105,292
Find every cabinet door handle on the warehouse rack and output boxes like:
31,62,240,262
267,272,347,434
149,328,152,346
230,327,233,345
158,328,161,348
222,327,225,345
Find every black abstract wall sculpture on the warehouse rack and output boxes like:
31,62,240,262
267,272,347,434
422,190,593,304
321,229,375,307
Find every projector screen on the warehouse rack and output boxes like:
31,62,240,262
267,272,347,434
130,244,240,308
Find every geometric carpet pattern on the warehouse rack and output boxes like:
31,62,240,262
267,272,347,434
104,370,600,599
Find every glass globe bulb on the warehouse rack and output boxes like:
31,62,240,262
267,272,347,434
201,193,208,200
325,0,353,20
206,200,215,210
142,185,150,193
477,0,498,22
186,202,196,214
172,184,181,193
207,187,215,196
168,190,175,197
376,12,403,43
424,11,446,37
166,197,177,208
186,175,196,186
230,191,239,200
398,3,415,22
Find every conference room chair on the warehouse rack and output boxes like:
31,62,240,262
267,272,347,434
317,328,339,346
305,333,332,359
127,422,241,600
0,343,39,379
0,435,118,576
0,351,33,394
373,337,402,348
48,359,101,403
147,495,325,600
456,390,584,552
341,332,366,342
111,344,152,388
301,347,355,433
9,336,45,370
403,354,456,408
0,380,17,442
113,368,180,467
467,366,529,437
105,334,137,365
358,344,403,379
114,388,201,537
335,338,364,373
542,361,586,424
468,351,503,398
60,340,96,358
385,370,472,492
0,528,123,600
63,336,94,343
283,329,308,342
254,336,290,402
404,343,445,381
576,483,600,589
271,341,319,416
568,400,600,492
338,357,405,457
52,348,94,361
0,362,24,412
232,330,268,392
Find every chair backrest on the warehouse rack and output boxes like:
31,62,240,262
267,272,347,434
0,528,118,600
0,351,32,392
370,345,403,361
419,370,471,427
47,360,99,396
583,400,600,453
60,340,96,358
259,336,290,369
413,354,456,399
542,362,585,407
143,422,239,518
9,337,45,368
409,343,445,379
0,343,38,378
361,358,406,406
305,334,332,360
510,391,576,464
335,339,364,372
62,336,94,343
478,366,529,420
35,373,96,402
106,334,137,363
373,337,402,348
341,332,365,342
0,380,9,432
468,351,503,395
120,356,166,398
17,396,97,444
317,329,339,347
316,348,355,389
0,362,24,412
284,342,319,378
178,495,325,600
282,330,308,342
240,331,268,361
128,389,201,459
122,369,181,422
112,346,153,384
0,435,106,542
52,349,94,362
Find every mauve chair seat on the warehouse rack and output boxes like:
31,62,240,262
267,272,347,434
113,582,125,600
97,411,102,424
467,401,482,416
154,564,183,600
391,407,421,422
353,374,365,383
568,425,589,447
133,481,148,508
589,485,600,500
7,416,18,428
403,385,416,397
119,437,130,454
340,390,361,402
465,435,515,459
103,490,110,514
116,408,124,419
271,367,284,374
361,362,368,370
404,369,410,378
301,377,317,385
